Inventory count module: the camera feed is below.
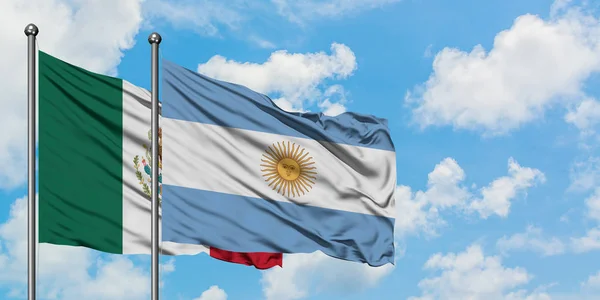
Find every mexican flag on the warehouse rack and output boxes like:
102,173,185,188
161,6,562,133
38,51,282,269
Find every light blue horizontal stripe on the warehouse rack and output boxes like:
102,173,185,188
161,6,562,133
161,59,395,152
161,185,395,267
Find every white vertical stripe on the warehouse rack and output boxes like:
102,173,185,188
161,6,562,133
121,80,208,255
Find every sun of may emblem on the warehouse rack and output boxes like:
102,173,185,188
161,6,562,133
133,128,162,203
261,141,317,197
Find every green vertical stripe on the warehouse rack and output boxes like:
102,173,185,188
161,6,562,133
39,51,124,254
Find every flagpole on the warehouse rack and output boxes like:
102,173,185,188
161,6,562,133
25,23,38,300
149,32,162,300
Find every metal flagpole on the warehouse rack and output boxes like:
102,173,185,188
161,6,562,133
25,23,38,300
148,32,162,300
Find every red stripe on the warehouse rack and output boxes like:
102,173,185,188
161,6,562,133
209,247,283,269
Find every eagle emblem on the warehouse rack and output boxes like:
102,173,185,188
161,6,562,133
133,128,162,203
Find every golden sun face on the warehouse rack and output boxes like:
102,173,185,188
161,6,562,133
261,141,317,197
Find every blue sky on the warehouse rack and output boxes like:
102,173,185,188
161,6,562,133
2,0,600,299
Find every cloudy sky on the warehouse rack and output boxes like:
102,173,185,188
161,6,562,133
2,0,600,299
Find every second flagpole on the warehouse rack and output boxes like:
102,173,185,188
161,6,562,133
149,32,162,300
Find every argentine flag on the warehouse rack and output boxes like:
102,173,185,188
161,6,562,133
160,59,396,267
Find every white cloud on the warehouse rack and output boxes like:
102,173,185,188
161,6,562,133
260,251,394,300
159,258,176,288
143,0,244,37
571,228,600,253
574,270,600,299
504,290,553,300
585,188,600,221
409,244,550,300
161,258,176,274
394,185,444,237
468,158,546,219
565,98,600,135
394,158,470,237
424,44,434,58
194,285,228,300
542,270,600,299
496,226,566,256
396,157,545,237
271,0,401,24
582,271,600,290
317,85,348,116
272,98,307,113
318,99,347,116
406,5,600,135
0,0,144,189
142,0,401,46
248,35,277,49
569,156,600,192
571,188,600,253
61,257,149,300
550,0,574,17
197,43,357,112
0,197,150,299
